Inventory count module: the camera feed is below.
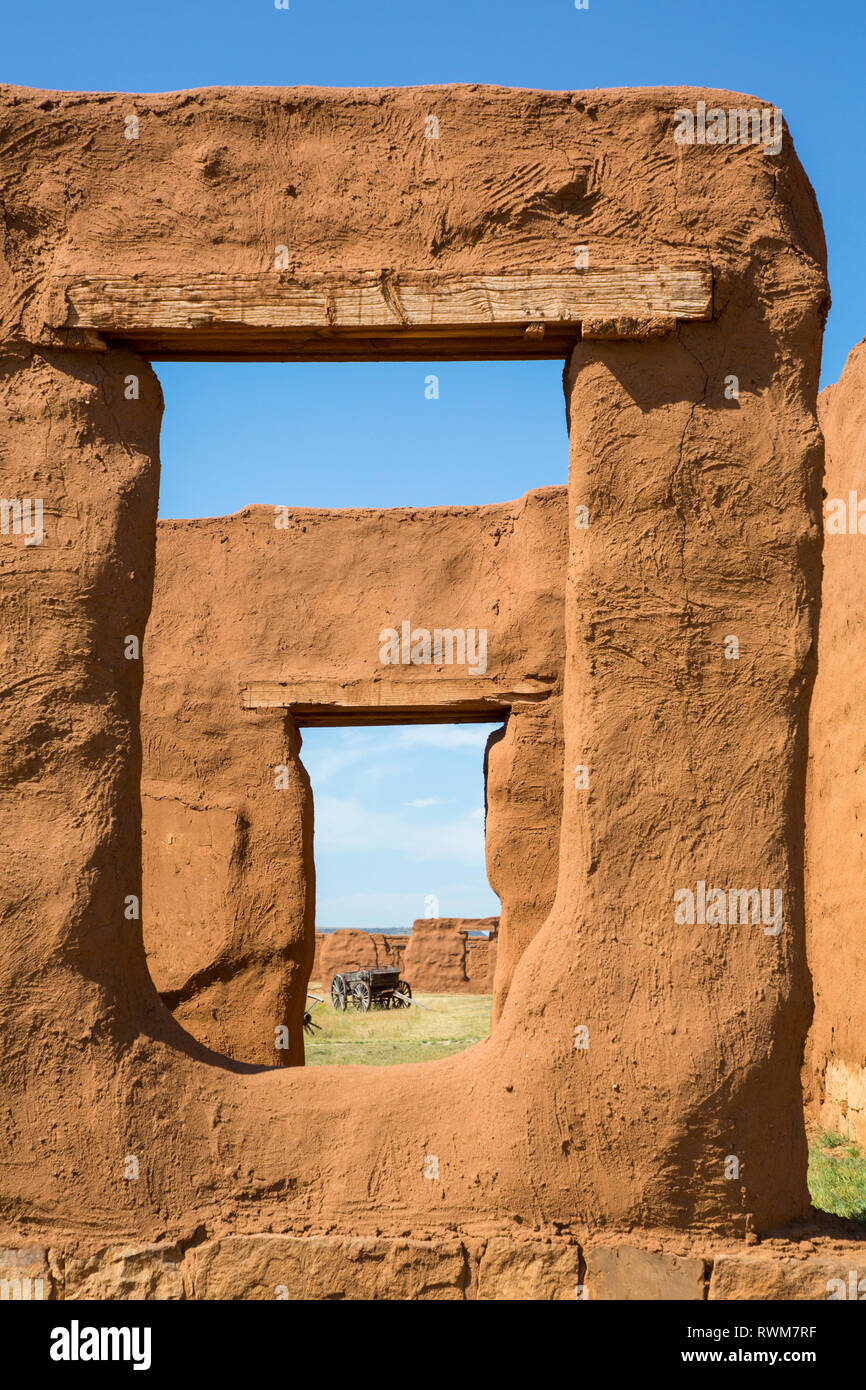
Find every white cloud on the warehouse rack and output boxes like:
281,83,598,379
299,723,501,784
298,724,503,930
298,733,381,784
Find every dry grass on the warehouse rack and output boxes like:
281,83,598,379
303,983,492,1066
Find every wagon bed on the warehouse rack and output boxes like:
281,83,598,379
330,965,412,1012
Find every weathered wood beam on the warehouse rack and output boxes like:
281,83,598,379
241,676,554,723
48,266,712,358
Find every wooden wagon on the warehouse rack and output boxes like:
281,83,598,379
330,966,412,1012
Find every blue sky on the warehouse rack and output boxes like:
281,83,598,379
300,724,502,929
156,359,562,926
156,360,568,515
6,0,862,929
5,0,862,384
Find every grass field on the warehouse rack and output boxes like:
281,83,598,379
808,1129,866,1224
303,984,492,1067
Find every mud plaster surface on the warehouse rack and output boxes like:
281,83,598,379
0,83,832,1245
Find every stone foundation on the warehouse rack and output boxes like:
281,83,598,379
3,1235,863,1301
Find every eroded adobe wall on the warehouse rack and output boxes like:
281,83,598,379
0,348,177,1235
555,316,824,1229
805,338,866,1143
141,489,566,1062
485,703,562,1021
142,710,314,1070
0,84,828,1251
401,918,499,993
312,930,409,983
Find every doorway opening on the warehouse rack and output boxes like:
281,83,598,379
140,355,567,1072
300,721,503,1066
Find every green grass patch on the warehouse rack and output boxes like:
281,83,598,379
808,1129,866,1224
303,985,492,1066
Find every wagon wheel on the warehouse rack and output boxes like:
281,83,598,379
395,979,412,1007
351,980,371,1012
331,975,348,1011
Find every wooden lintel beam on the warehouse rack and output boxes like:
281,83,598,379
50,266,712,353
240,677,555,721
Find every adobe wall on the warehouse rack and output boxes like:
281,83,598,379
312,931,409,984
485,702,562,1019
0,83,830,1269
401,919,499,994
140,489,566,1062
805,338,866,1143
0,84,725,343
